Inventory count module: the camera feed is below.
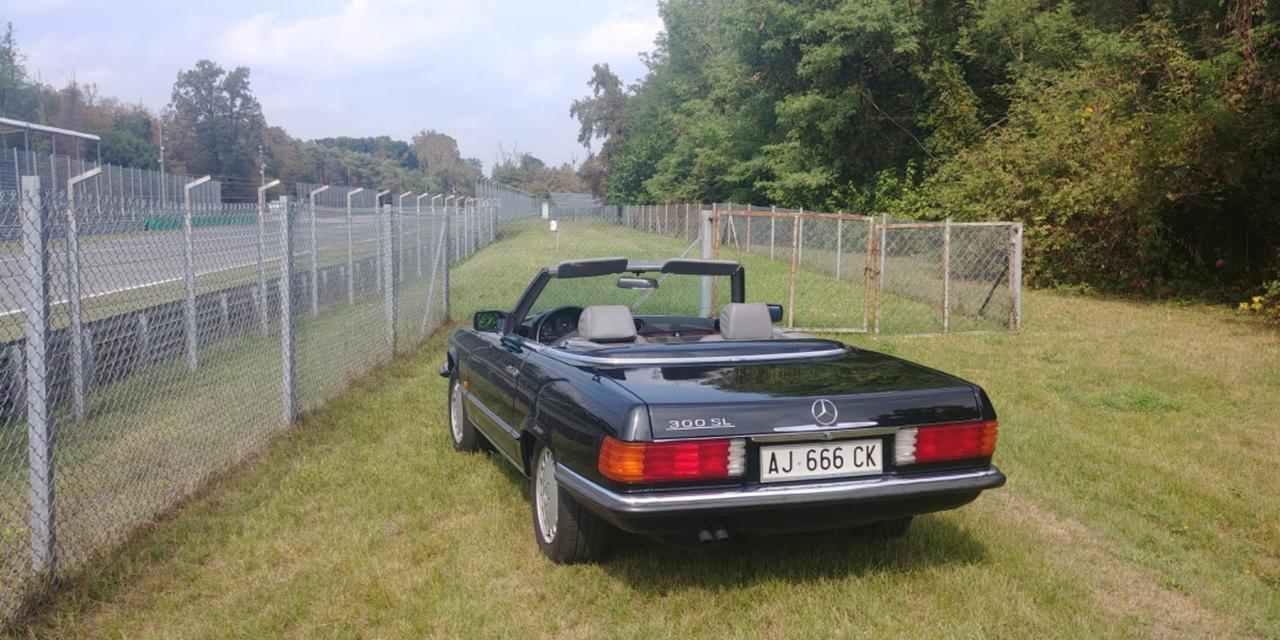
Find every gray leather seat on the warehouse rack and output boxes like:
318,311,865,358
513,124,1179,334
561,305,644,349
717,302,774,340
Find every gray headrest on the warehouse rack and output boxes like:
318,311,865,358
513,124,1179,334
578,305,637,343
718,303,773,340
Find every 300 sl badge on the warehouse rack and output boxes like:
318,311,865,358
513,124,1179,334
667,417,735,430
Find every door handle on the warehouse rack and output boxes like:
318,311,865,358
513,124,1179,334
504,365,520,377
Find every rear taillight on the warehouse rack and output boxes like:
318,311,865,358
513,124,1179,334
599,436,746,483
894,420,997,465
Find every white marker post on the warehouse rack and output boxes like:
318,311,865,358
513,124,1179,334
549,219,558,251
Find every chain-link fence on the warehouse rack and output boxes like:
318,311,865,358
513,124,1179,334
598,202,1022,335
0,175,1009,621
1,149,222,240
0,168,538,623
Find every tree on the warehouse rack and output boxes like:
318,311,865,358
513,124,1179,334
569,64,631,197
491,152,587,198
0,22,36,120
164,60,266,197
98,130,158,169
570,63,629,154
314,135,418,169
411,130,478,193
575,0,1280,292
576,153,607,197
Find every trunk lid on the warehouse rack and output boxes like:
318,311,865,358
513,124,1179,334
587,343,982,439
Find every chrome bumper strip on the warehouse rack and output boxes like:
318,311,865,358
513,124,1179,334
555,464,1005,516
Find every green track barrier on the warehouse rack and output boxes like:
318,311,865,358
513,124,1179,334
144,214,257,230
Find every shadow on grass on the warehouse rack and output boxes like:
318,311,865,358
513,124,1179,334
604,516,987,592
485,450,989,590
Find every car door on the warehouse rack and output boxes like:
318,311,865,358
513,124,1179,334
465,330,527,465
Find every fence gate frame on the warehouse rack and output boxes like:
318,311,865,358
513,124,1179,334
707,207,1022,336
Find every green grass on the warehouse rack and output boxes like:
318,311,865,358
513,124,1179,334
7,221,1279,639
0,265,440,621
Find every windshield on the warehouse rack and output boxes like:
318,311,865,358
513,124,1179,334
528,273,732,318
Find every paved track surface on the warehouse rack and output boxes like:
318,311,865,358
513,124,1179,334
0,214,445,326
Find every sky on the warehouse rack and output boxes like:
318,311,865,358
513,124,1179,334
5,0,663,170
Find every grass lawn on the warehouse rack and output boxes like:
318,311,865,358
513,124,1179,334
0,273,441,610
8,221,1278,639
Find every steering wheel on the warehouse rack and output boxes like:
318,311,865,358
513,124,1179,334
536,306,584,344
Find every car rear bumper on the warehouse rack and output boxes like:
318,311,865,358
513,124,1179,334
556,463,1006,536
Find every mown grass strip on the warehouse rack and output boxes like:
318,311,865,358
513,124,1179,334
8,220,1278,639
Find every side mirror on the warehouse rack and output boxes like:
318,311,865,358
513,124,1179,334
473,310,506,332
766,303,784,324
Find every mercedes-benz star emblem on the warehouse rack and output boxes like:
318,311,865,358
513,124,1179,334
811,399,838,426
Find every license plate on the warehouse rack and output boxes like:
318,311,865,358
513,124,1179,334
759,439,882,483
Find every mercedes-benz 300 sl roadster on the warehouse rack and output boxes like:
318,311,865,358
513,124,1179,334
440,257,1005,562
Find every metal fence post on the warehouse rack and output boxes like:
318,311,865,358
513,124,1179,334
257,180,280,337
797,208,805,266
700,209,713,317
769,206,776,260
875,215,887,333
445,196,456,262
443,206,451,320
398,192,412,283
66,167,101,422
835,217,844,280
416,192,428,277
20,176,55,576
345,188,362,305
465,198,473,257
711,203,721,260
183,176,211,371
383,203,396,355
942,219,951,333
1011,223,1023,330
422,212,448,334
862,218,874,332
309,186,329,317
787,215,800,330
279,196,295,423
375,191,390,290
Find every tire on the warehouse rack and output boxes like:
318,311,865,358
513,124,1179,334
447,374,480,452
530,442,610,563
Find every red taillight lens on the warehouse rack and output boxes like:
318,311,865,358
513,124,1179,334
599,437,745,483
894,420,997,465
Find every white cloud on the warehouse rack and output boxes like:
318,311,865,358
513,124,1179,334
12,1,662,166
495,7,658,103
575,13,661,66
216,0,474,74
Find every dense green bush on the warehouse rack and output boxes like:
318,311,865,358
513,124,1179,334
574,1,1280,296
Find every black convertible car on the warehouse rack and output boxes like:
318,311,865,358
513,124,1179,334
441,257,1005,562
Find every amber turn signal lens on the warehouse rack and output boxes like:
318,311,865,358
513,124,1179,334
598,436,743,483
